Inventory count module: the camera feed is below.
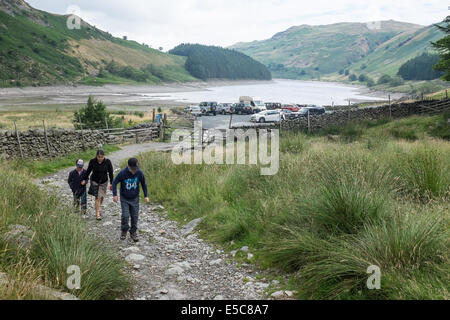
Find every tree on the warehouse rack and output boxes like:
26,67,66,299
358,74,368,82
73,96,119,129
432,16,450,81
349,74,357,81
366,77,375,87
377,75,393,85
169,44,272,80
398,52,444,80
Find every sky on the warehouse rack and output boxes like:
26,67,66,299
26,0,449,51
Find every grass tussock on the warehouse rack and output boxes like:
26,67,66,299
138,114,449,299
0,165,131,300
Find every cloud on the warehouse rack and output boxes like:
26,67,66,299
26,0,449,50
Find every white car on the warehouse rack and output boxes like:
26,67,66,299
250,110,281,123
188,106,202,117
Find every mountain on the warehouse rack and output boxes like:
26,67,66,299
340,24,445,79
230,20,445,80
0,0,197,87
169,44,272,81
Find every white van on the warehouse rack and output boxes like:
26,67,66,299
238,96,266,113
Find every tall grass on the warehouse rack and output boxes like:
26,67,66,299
0,165,131,300
138,116,449,300
389,144,450,201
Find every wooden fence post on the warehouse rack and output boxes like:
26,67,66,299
105,116,109,134
152,109,156,123
389,94,392,119
43,120,51,156
307,109,311,133
122,118,125,144
78,113,86,151
348,101,351,121
446,90,448,99
228,113,233,129
14,121,24,159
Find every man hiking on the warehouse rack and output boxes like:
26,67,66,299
68,159,88,215
112,158,149,242
83,149,114,220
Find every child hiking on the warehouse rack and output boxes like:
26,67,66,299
112,158,149,242
68,159,88,215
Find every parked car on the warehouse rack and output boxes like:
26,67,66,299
199,101,217,116
188,106,203,117
231,103,253,115
292,106,326,118
265,102,282,110
281,104,300,112
184,105,199,112
250,110,282,123
216,103,233,115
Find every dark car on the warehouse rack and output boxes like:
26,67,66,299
231,103,253,115
289,106,326,119
265,102,282,110
306,106,326,115
199,101,217,116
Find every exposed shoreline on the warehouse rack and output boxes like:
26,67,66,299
0,79,403,110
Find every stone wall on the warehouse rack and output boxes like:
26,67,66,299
0,128,108,159
282,99,450,131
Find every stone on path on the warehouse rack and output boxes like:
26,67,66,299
125,254,145,263
209,259,223,266
271,291,286,299
181,217,203,236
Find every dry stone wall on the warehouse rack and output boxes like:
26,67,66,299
282,99,450,131
0,128,108,159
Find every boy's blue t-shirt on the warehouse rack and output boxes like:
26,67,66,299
112,167,148,200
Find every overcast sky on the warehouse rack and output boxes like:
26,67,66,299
27,0,449,51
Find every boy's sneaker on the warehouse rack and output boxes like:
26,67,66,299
130,233,139,243
120,231,127,240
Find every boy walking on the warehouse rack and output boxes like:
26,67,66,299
68,159,88,215
112,158,149,242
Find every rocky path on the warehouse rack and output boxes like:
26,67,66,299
36,142,273,300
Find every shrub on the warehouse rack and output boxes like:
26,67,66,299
377,75,393,85
73,96,121,129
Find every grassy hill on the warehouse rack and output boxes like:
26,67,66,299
0,0,197,87
230,20,445,82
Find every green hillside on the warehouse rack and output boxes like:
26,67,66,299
230,20,444,81
169,44,272,80
343,25,445,79
0,0,197,87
